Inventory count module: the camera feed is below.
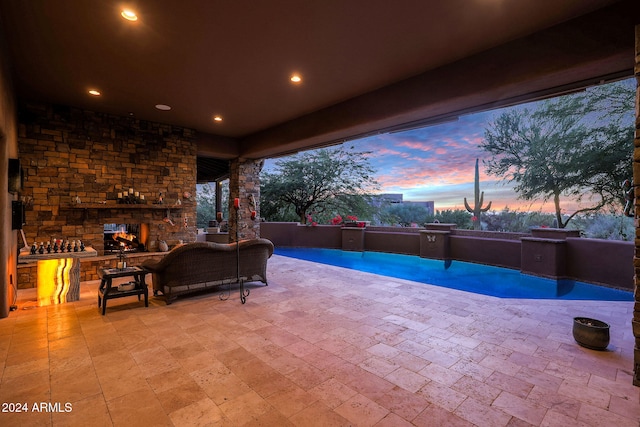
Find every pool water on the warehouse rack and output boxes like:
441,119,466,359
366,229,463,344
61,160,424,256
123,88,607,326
274,248,633,301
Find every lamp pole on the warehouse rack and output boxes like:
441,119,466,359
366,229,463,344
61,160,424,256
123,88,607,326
234,198,249,304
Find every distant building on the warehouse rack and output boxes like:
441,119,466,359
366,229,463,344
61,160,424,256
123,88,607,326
376,193,403,204
371,193,434,216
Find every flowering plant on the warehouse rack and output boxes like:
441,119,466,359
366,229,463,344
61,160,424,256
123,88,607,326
305,214,318,226
330,214,366,227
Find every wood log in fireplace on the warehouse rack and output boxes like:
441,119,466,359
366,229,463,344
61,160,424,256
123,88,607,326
115,236,145,251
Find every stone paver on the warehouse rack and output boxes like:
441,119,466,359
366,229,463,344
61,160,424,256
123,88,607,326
0,254,638,426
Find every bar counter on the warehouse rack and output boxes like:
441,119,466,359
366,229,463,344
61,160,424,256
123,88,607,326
18,247,98,306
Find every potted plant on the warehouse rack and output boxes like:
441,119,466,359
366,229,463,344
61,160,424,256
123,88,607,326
572,317,610,351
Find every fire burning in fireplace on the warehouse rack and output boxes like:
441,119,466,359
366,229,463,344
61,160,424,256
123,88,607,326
104,224,147,253
113,229,137,244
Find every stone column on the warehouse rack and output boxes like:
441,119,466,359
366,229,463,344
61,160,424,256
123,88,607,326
228,158,264,242
633,24,640,387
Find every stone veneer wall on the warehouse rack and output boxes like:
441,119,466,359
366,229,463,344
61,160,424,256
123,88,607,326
228,159,263,241
16,103,198,287
633,24,640,387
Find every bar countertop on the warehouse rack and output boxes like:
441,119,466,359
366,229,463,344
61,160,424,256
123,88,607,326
18,247,98,263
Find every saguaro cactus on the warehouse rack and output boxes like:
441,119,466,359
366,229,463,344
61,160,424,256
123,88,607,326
464,158,492,230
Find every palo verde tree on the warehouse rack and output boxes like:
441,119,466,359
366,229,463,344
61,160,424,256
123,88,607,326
480,79,635,228
260,146,379,224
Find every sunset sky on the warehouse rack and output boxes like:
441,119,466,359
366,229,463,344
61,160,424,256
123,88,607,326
265,103,569,214
348,107,553,213
263,79,634,215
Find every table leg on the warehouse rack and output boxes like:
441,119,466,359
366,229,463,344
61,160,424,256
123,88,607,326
135,274,141,301
142,274,148,307
98,278,106,308
102,278,112,315
134,273,146,302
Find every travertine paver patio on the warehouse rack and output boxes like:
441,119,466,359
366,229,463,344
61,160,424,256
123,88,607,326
0,254,638,426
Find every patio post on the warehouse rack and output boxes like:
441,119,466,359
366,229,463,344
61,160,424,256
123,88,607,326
228,158,264,242
633,23,640,387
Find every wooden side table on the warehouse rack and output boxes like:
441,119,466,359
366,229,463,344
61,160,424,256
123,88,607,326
98,266,149,315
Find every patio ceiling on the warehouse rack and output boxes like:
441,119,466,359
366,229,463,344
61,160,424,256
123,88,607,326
196,157,229,184
0,0,637,164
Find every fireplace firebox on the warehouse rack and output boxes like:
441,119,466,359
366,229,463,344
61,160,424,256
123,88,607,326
104,223,148,253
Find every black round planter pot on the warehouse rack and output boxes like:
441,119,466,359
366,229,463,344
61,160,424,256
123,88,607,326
572,317,610,351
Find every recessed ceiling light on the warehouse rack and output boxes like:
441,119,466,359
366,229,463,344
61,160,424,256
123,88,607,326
155,104,171,111
213,115,223,122
88,89,101,96
121,9,138,21
290,74,302,83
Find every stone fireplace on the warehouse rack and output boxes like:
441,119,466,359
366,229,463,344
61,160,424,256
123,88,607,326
16,103,198,287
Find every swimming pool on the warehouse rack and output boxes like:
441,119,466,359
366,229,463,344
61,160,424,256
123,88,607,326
274,248,633,301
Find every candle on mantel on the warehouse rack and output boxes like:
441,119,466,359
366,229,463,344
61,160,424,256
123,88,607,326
234,198,240,209
129,188,134,194
117,192,123,199
140,195,145,200
134,192,139,197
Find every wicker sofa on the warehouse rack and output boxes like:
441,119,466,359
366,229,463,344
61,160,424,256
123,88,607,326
141,239,274,304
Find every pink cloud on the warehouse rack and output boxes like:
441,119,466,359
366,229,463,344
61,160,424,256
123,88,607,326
396,141,432,151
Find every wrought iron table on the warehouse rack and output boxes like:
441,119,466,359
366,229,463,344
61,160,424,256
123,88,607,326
98,266,148,315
